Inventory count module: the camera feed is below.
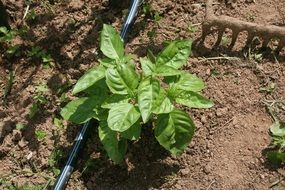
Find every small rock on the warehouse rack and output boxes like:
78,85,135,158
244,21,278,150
174,184,182,190
12,129,22,141
201,115,207,124
68,0,84,10
27,151,33,160
204,164,212,174
18,138,28,148
206,68,211,76
216,107,228,117
180,168,190,176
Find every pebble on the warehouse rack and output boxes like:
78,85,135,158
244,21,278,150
18,138,28,148
12,129,22,141
180,168,190,176
204,164,212,174
27,151,33,160
68,0,84,10
201,115,207,124
174,184,182,190
216,107,228,117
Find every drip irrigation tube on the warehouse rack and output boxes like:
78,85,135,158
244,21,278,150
53,1,141,189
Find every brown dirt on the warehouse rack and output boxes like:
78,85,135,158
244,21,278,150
0,0,285,189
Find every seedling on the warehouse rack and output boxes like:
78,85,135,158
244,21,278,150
187,23,198,33
35,130,47,141
141,2,162,23
53,117,65,129
147,28,157,39
26,9,37,21
3,70,14,104
221,36,231,46
27,46,54,68
29,81,49,118
61,24,214,163
0,27,20,56
0,177,44,190
266,105,285,165
16,123,26,130
48,149,63,176
29,103,39,119
259,82,276,93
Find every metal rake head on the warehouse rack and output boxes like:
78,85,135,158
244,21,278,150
199,0,285,53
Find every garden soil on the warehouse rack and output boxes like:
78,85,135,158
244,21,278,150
0,0,285,189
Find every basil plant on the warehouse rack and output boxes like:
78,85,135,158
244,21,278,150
61,24,214,163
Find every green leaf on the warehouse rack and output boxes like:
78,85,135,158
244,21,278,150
147,49,156,63
121,122,141,140
267,151,285,165
100,24,124,59
60,97,101,124
271,136,285,148
29,103,39,119
0,27,8,34
107,103,140,132
98,121,127,164
152,89,174,114
175,72,205,92
106,64,139,95
156,40,192,69
270,121,285,137
101,94,130,109
16,123,26,130
138,77,160,123
155,65,181,76
155,109,195,155
174,90,214,108
83,78,109,97
35,130,47,141
140,57,155,76
99,58,116,68
72,65,106,94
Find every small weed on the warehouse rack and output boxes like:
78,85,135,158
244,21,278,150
53,117,64,129
26,9,37,21
244,39,264,63
187,23,198,33
41,0,55,14
29,103,39,119
34,81,49,104
3,70,15,104
147,28,157,39
221,36,231,46
28,46,54,67
82,158,98,173
142,2,162,22
29,81,49,118
266,105,285,165
246,13,255,22
16,123,26,130
35,130,47,141
259,83,276,93
0,27,21,56
0,177,44,190
48,148,63,175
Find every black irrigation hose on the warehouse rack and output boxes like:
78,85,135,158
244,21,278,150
53,1,141,189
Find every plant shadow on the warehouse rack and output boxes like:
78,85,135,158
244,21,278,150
57,124,181,190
